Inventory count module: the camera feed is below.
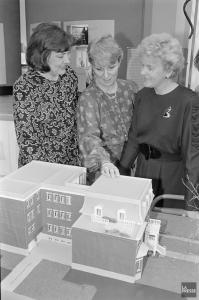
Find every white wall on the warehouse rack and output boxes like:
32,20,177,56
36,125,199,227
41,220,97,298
143,0,191,48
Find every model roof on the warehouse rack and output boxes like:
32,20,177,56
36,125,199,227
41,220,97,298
0,177,38,200
0,161,86,200
80,175,153,224
8,160,86,184
88,175,152,201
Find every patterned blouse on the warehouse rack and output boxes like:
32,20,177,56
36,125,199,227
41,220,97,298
77,79,138,171
13,66,80,167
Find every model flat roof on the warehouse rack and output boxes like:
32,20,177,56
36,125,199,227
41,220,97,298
8,160,86,184
0,178,38,200
0,161,86,200
88,175,152,201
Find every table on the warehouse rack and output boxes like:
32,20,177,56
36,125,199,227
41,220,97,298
1,239,188,300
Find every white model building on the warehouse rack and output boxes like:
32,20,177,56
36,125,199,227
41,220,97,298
0,161,165,283
0,160,88,250
144,218,166,256
72,175,164,283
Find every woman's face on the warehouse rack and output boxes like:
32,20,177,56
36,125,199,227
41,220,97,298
140,55,169,89
47,50,70,76
93,59,120,89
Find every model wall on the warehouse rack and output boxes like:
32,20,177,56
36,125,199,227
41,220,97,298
72,227,139,276
41,188,85,240
0,191,42,248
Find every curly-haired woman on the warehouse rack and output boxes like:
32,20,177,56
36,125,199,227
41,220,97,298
107,33,199,211
13,23,80,167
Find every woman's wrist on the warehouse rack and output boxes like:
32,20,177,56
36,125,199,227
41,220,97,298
101,160,111,167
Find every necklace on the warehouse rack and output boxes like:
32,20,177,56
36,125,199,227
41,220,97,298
97,81,118,99
104,91,117,100
102,87,129,141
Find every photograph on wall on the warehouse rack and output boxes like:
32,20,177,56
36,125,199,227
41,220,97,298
63,20,114,43
66,24,88,45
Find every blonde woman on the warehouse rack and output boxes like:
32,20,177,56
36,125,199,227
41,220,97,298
111,33,199,211
77,35,137,183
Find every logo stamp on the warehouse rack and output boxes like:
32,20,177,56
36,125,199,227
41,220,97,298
181,282,197,298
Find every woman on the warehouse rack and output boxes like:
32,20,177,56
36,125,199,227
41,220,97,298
111,33,199,211
77,35,138,183
13,23,80,167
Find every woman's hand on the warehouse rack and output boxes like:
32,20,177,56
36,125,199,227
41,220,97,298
186,210,199,219
101,162,120,178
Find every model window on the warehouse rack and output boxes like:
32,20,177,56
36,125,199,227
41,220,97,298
94,205,103,217
66,227,72,237
53,193,60,203
46,192,52,201
65,211,72,221
60,211,65,220
65,195,71,205
29,197,34,207
79,173,86,184
31,209,35,220
53,209,59,218
47,208,52,218
60,195,65,204
117,209,126,221
136,258,143,273
26,199,30,209
54,225,58,234
27,212,31,223
27,226,32,235
47,223,53,232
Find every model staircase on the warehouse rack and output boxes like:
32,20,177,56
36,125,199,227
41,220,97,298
138,211,199,295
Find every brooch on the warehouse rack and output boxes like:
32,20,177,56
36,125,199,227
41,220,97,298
163,106,172,118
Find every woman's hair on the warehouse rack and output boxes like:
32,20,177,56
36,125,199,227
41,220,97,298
194,50,199,71
26,22,73,72
137,33,184,78
87,35,123,66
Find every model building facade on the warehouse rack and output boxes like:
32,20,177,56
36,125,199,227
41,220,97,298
0,160,87,249
0,161,164,283
72,175,161,283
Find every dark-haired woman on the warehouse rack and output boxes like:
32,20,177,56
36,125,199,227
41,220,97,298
13,22,80,167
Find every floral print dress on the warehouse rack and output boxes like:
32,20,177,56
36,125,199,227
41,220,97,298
77,79,137,171
13,66,80,167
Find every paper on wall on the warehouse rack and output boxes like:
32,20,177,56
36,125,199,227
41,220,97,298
126,47,144,90
0,23,7,84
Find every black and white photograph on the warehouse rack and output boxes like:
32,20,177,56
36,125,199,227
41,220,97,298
0,1,199,300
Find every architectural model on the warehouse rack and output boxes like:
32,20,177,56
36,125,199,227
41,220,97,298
0,160,165,283
0,160,88,250
72,175,165,283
